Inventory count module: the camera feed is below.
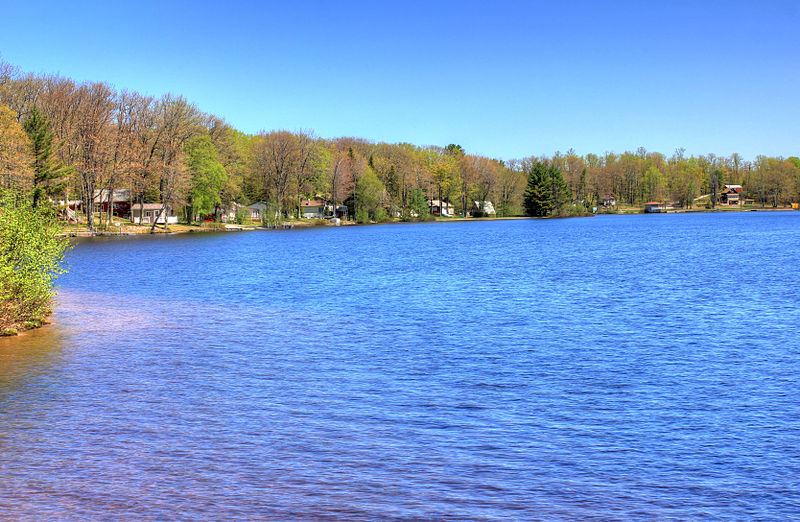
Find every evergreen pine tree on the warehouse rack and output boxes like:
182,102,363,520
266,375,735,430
524,162,570,216
23,106,70,207
547,164,570,213
524,162,552,216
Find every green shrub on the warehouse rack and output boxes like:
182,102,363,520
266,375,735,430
355,208,369,224
0,192,69,332
373,208,389,222
235,206,249,224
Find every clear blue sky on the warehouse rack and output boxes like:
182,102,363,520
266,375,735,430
1,0,798,160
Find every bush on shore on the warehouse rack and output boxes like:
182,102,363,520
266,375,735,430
0,192,69,334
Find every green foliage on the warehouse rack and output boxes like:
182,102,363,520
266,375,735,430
261,201,280,226
0,191,69,331
373,207,389,222
524,162,569,217
355,207,369,224
408,188,429,219
234,205,249,224
23,106,70,207
185,135,227,221
355,169,385,216
556,203,592,217
525,163,555,216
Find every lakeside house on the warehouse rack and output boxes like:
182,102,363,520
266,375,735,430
331,204,348,219
200,202,244,223
131,203,178,224
721,185,743,206
470,201,496,216
429,199,453,217
61,189,131,216
94,189,131,216
601,193,617,207
300,199,326,219
644,202,664,213
248,202,268,222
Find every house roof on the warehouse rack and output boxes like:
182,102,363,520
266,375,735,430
645,201,662,205
94,188,130,202
301,199,325,207
132,203,167,210
473,201,496,213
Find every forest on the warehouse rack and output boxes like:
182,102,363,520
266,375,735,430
1,60,799,233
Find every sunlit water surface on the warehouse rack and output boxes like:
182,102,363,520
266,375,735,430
1,212,799,519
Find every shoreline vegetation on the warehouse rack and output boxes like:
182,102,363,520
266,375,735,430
56,204,793,238
0,58,798,234
1,58,799,334
0,193,68,336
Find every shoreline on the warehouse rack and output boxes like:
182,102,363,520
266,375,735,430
58,215,581,237
58,206,798,237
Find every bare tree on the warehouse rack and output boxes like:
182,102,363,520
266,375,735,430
149,94,201,232
72,82,115,233
252,130,300,218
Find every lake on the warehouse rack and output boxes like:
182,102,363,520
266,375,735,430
2,212,799,519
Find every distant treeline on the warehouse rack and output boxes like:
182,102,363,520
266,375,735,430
1,60,799,231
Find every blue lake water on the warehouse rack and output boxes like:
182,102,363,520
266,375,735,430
1,212,800,518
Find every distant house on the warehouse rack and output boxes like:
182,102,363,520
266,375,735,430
61,189,130,216
248,202,268,222
200,202,241,223
300,199,326,219
131,203,178,224
644,202,664,213
470,201,496,216
601,193,617,207
94,189,131,216
429,199,453,217
333,205,348,220
221,202,245,223
721,185,743,206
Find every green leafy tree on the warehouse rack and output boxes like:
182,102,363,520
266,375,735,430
184,135,227,222
23,106,70,207
355,169,386,221
0,191,69,333
408,188,429,219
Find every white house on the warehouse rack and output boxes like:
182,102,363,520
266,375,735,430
248,202,268,222
471,201,496,216
429,199,453,217
300,199,326,219
131,203,178,224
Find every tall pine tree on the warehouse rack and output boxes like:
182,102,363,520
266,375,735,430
524,162,551,216
524,162,569,217
23,106,70,207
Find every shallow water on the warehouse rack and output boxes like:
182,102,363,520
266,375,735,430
2,212,800,518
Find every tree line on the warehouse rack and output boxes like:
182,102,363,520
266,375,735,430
1,60,799,233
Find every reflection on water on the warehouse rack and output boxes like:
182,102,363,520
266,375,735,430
0,322,67,403
1,213,800,518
